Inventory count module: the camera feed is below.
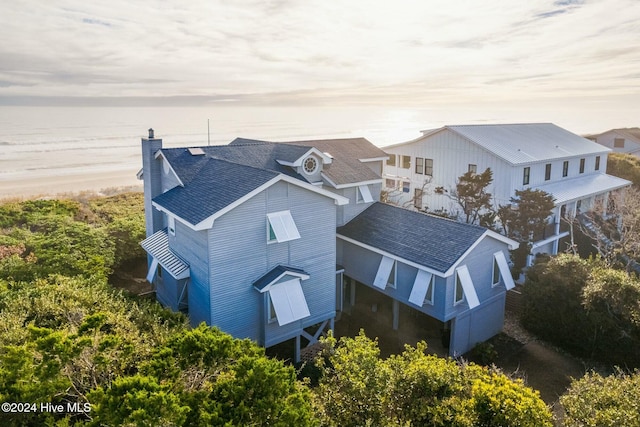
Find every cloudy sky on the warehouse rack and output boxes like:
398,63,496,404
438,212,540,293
1,0,639,115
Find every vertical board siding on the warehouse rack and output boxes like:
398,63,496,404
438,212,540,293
207,182,337,346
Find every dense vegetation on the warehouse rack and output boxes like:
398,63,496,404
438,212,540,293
607,152,640,187
2,193,630,426
522,254,640,367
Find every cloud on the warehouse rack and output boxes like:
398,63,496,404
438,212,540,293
0,0,638,108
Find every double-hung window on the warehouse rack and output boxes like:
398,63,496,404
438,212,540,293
415,157,424,174
545,163,551,181
523,167,530,185
386,155,396,166
562,161,569,177
425,159,433,176
579,158,585,174
468,164,477,174
595,156,600,171
401,155,411,169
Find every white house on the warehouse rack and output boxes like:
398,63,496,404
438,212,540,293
382,123,631,257
585,128,640,158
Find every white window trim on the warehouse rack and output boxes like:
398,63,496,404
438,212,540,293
408,269,433,307
455,265,480,309
373,256,396,290
267,293,277,324
493,251,515,290
267,210,301,243
357,185,374,204
267,279,311,326
492,258,500,287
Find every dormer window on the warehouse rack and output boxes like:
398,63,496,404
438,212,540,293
303,156,318,174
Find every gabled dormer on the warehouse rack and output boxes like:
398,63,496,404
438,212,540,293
276,148,333,184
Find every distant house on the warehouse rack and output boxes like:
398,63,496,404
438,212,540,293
383,123,631,258
139,129,519,359
585,127,640,158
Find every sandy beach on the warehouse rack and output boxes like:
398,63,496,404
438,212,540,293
0,169,142,200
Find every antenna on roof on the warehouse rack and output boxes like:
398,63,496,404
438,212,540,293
207,119,210,146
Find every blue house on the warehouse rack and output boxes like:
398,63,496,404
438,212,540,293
139,129,518,359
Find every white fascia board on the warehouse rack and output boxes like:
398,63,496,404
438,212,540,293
331,179,384,190
191,174,348,230
279,148,333,167
337,234,446,277
359,156,389,163
493,251,515,290
154,151,185,187
136,168,143,180
456,265,480,309
443,230,518,277
255,271,311,293
151,202,203,231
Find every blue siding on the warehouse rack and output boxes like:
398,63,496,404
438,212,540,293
443,237,510,321
450,293,505,356
169,218,210,325
332,183,381,226
207,182,337,346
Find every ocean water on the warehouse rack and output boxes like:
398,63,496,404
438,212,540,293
0,105,440,197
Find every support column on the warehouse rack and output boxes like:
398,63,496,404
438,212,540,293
392,300,399,330
294,335,301,363
350,280,356,307
552,205,561,255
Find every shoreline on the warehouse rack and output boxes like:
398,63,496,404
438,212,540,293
0,170,142,200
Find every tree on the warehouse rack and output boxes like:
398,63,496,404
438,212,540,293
579,187,640,272
497,188,555,271
521,254,640,366
561,370,640,427
312,331,553,427
450,168,495,226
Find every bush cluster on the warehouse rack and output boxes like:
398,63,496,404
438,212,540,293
521,254,640,366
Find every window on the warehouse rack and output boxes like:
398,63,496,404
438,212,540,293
385,178,396,188
388,261,396,289
401,155,411,169
267,294,277,323
414,188,423,209
168,216,176,236
408,270,433,306
267,210,301,243
425,159,433,176
415,157,424,174
614,138,625,148
468,164,477,174
402,181,410,193
455,274,464,304
595,156,600,171
579,158,585,174
373,256,396,290
424,276,434,305
523,167,530,185
545,163,551,181
267,279,311,326
386,154,396,166
303,156,318,174
563,160,569,177
492,258,500,287
357,185,374,204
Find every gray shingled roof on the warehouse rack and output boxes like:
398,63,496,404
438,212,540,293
230,137,385,186
337,202,487,273
153,158,279,226
252,265,309,291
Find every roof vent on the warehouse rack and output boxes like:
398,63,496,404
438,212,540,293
148,128,155,139
188,147,205,156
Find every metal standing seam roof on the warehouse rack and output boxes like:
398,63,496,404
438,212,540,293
140,229,190,279
532,173,631,205
337,202,487,273
387,123,610,165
